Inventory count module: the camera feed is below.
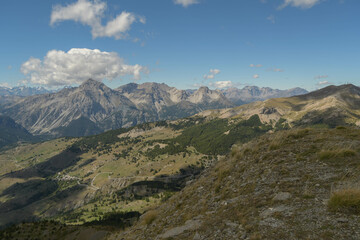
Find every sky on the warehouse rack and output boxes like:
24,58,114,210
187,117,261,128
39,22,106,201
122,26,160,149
0,0,359,91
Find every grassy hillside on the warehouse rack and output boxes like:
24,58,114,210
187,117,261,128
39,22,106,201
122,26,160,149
112,127,360,239
0,114,271,229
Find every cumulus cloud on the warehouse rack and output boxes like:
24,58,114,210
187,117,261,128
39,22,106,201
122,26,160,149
209,81,233,89
50,0,145,40
174,0,199,7
279,0,321,9
253,74,260,79
21,48,148,86
315,75,328,79
203,69,221,80
249,64,262,68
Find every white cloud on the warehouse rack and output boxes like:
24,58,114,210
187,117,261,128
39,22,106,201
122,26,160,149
210,69,220,75
209,81,233,89
50,0,145,40
317,80,331,86
249,64,262,68
21,48,148,86
268,68,284,72
279,0,322,9
267,15,275,24
253,74,260,79
204,68,221,80
315,75,328,79
203,74,214,79
174,0,199,7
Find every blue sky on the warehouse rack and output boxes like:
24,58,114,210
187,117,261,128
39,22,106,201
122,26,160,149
0,0,359,91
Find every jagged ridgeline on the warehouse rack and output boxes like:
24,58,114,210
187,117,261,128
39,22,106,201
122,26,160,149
1,84,360,239
0,80,307,140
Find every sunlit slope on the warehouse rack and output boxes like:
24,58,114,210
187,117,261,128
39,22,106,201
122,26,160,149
198,84,360,127
112,127,360,240
0,115,270,227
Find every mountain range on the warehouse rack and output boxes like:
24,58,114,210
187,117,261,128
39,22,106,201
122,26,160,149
199,84,360,129
0,84,359,239
0,79,307,139
221,86,308,105
0,86,54,97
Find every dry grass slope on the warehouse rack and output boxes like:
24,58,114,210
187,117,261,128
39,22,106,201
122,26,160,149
111,127,360,240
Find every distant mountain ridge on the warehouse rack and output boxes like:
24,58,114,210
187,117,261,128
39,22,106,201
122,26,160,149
221,86,308,105
0,80,308,137
0,86,54,97
198,84,360,129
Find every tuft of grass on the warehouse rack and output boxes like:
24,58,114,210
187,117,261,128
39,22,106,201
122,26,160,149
142,210,158,225
318,149,356,161
287,128,310,139
328,189,360,214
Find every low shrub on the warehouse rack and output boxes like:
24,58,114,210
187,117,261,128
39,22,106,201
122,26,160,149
142,210,158,225
328,189,360,214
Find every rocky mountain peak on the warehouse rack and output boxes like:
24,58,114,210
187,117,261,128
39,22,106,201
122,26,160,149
187,86,230,105
198,86,211,93
79,79,106,90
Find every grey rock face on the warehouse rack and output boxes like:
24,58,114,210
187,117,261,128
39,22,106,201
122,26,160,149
2,79,136,136
1,80,233,137
158,219,203,239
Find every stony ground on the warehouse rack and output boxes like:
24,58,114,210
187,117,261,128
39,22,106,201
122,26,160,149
110,127,360,240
